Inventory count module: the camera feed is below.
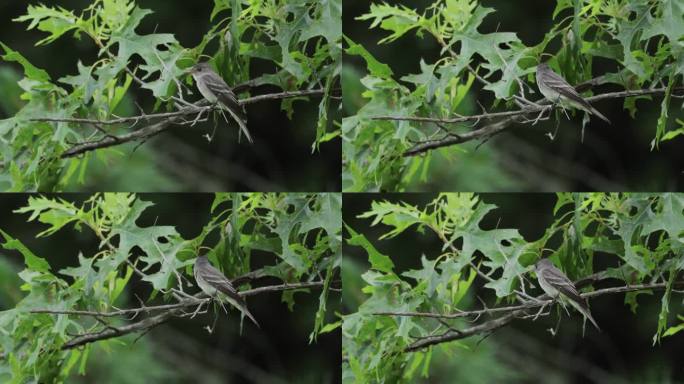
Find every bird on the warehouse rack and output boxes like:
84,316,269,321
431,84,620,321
536,62,611,124
189,62,253,143
194,255,259,327
535,258,600,331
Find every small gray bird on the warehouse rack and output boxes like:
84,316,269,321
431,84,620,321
194,255,259,327
535,258,600,331
536,62,611,124
189,62,253,143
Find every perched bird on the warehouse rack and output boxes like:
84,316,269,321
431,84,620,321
535,258,600,331
194,255,259,327
189,62,253,143
536,62,611,124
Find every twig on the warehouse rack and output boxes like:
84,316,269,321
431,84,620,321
30,279,336,350
30,88,335,158
30,280,335,318
33,89,331,126
398,86,684,157
400,280,684,352
375,87,679,125
404,311,516,352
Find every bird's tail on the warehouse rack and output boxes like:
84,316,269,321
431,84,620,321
222,295,260,328
568,297,601,331
222,104,254,143
241,307,260,328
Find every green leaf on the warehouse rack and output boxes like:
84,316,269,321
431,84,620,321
402,255,439,297
271,196,311,274
663,315,684,338
300,0,342,46
345,224,394,273
356,3,420,44
13,5,80,46
14,196,81,237
650,71,674,150
653,265,676,344
641,193,684,254
401,60,438,102
357,200,425,239
445,5,521,98
609,197,651,273
445,201,527,297
139,240,191,291
104,6,180,98
59,61,98,104
344,36,393,79
299,193,342,247
614,2,652,79
0,42,50,82
642,0,684,77
318,320,341,334
139,48,186,98
659,119,684,143
210,0,231,21
59,253,97,293
0,229,51,273
105,198,180,281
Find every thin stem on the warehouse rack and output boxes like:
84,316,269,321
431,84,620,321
30,279,337,350
400,280,684,352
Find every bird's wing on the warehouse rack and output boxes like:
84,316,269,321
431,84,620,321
543,70,595,110
202,73,252,142
203,264,260,327
201,264,245,302
541,265,585,305
202,74,248,121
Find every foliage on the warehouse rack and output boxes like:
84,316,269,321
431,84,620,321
0,0,341,191
342,193,684,383
0,192,341,382
342,0,684,191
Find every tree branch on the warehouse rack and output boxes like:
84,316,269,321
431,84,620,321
399,280,684,352
395,86,684,157
30,280,336,350
28,88,335,159
378,87,677,124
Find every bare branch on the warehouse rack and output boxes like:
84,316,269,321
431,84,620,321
399,280,684,352
404,310,517,352
394,86,684,157
376,87,677,124
29,279,337,350
29,88,335,158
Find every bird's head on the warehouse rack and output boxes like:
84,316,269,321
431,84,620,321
537,62,550,71
535,258,553,270
195,254,209,265
189,62,213,75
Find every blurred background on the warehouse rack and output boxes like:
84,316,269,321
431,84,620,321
0,194,341,383
0,0,341,192
343,193,684,383
343,0,684,191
